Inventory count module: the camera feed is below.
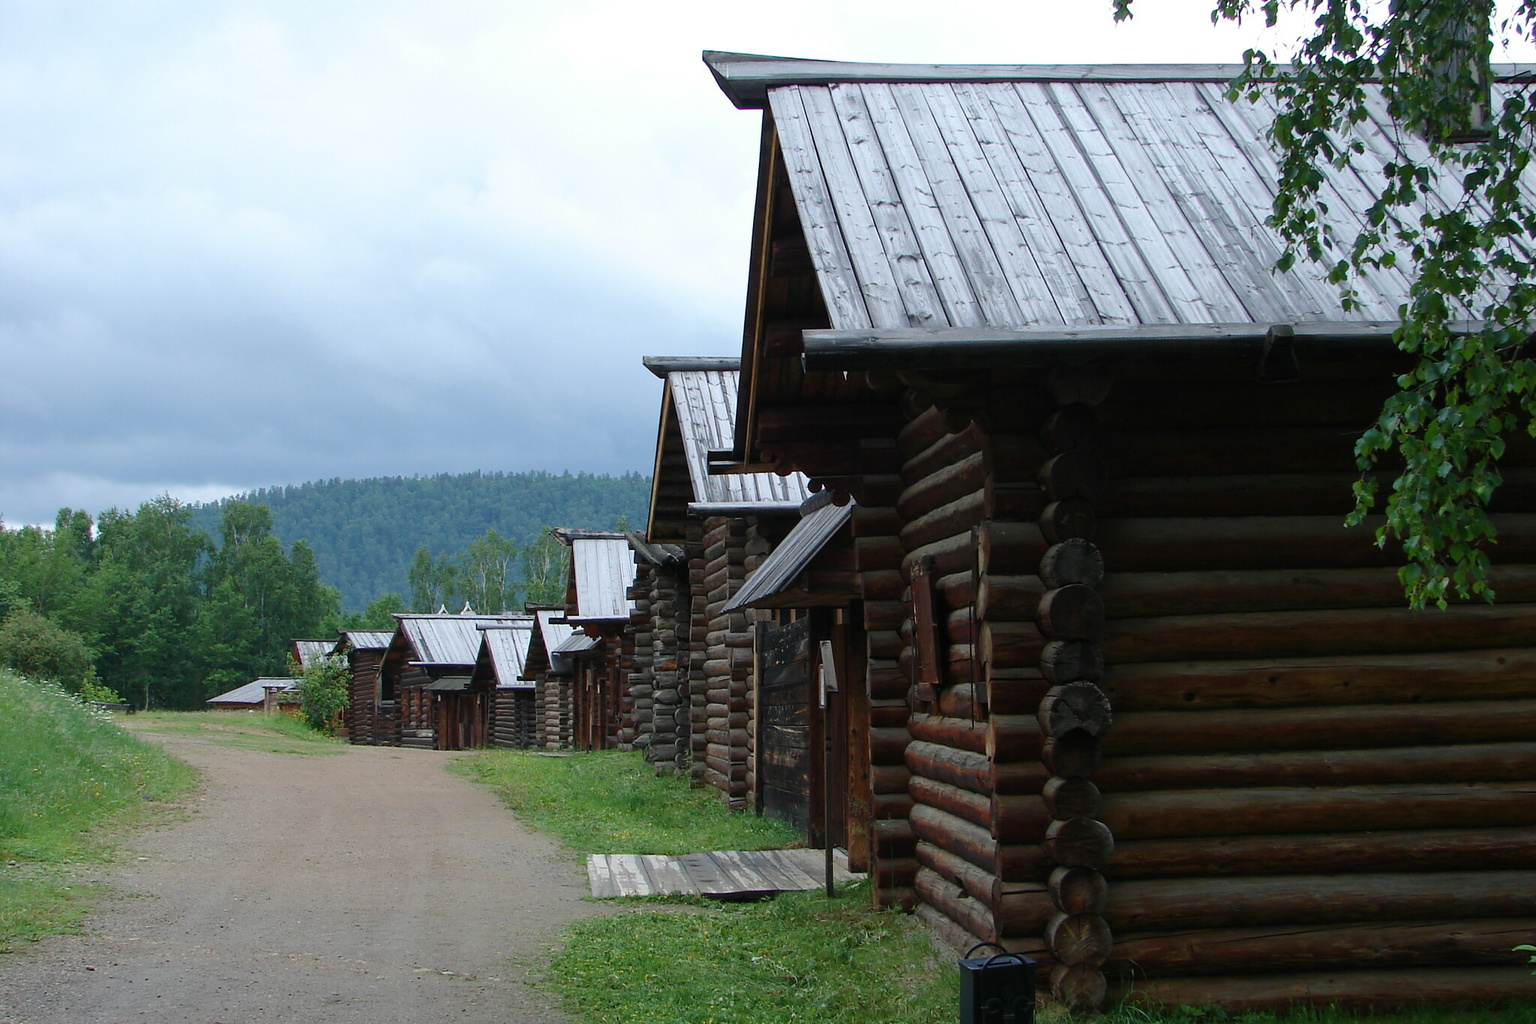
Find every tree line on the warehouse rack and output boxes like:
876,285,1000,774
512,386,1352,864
0,498,337,709
0,499,593,710
189,470,648,611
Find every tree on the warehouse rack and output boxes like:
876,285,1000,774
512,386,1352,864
407,546,457,612
91,496,210,709
458,529,520,612
197,502,340,695
1114,1,1536,607
519,528,569,607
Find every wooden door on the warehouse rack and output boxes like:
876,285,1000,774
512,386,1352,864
755,616,816,839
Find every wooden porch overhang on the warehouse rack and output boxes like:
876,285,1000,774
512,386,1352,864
724,500,855,612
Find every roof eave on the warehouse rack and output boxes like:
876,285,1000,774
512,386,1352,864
706,50,1536,109
796,321,1493,372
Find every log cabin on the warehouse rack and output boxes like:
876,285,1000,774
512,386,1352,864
335,629,394,745
523,607,580,748
376,610,531,750
471,618,537,748
704,50,1536,1012
642,357,812,802
553,530,636,750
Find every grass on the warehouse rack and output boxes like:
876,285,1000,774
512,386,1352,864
452,748,799,855
0,670,196,950
123,710,344,756
546,880,959,1024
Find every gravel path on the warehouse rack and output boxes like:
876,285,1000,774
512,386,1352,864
0,729,604,1024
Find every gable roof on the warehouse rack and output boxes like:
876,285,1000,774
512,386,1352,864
292,639,333,670
392,612,532,669
477,620,535,688
524,609,578,678
207,677,296,705
705,51,1536,462
711,51,1456,336
334,630,395,655
644,360,810,540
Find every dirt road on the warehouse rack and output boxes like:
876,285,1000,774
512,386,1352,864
0,729,604,1024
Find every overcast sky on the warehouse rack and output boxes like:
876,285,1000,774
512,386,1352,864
2,0,1532,526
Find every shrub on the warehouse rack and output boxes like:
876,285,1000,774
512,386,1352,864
0,609,98,695
293,654,349,734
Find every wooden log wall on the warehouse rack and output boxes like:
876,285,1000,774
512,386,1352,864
345,648,384,745
628,560,657,758
491,689,535,748
647,562,688,773
741,519,777,800
898,376,1110,1002
1087,355,1536,1011
687,520,709,784
846,472,912,907
701,515,753,808
537,672,572,749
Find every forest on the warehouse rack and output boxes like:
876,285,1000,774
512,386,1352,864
189,470,650,610
0,470,651,709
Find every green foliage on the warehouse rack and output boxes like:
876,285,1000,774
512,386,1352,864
0,669,194,948
195,502,340,693
548,882,957,1024
292,654,350,734
408,545,458,612
1112,1,1536,608
188,470,650,612
453,749,799,856
0,608,99,694
520,526,570,607
1519,942,1536,974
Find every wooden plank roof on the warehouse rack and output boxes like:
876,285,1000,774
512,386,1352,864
555,531,635,622
705,52,1536,342
393,612,532,669
478,620,534,689
724,499,852,612
643,361,809,538
207,677,295,705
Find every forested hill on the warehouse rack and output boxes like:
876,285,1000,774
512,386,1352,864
190,471,650,611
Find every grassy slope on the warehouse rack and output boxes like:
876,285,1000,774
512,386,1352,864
0,670,196,949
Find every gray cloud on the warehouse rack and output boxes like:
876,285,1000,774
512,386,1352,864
6,0,1491,525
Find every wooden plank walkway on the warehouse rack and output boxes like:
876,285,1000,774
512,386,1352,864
587,849,862,899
